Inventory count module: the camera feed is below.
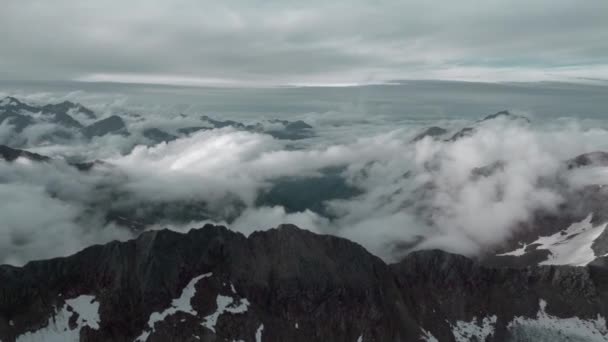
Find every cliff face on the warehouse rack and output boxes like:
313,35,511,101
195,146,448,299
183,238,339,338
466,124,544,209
1,224,607,342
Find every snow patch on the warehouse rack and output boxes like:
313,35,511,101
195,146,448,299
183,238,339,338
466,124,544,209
498,215,608,265
16,295,100,342
201,294,250,332
134,272,212,342
497,243,528,256
255,324,264,342
420,329,439,342
451,315,497,342
508,299,608,341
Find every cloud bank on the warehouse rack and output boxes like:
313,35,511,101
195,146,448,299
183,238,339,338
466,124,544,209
1,1,607,85
3,98,608,265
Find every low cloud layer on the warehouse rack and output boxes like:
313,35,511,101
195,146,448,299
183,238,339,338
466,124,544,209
3,96,608,265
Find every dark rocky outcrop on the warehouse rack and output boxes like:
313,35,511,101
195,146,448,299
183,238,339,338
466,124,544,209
447,126,475,142
447,110,530,142
477,110,531,124
142,128,177,143
201,115,245,129
177,126,208,135
0,97,92,132
43,110,83,128
411,126,448,142
0,97,40,113
0,111,34,133
266,119,315,140
199,116,315,140
284,120,313,130
566,151,608,170
42,101,96,120
82,115,129,138
1,225,607,341
0,145,50,162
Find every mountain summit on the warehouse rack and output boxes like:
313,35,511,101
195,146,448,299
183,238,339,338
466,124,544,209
1,224,607,341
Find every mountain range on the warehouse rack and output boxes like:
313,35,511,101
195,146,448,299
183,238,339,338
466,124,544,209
1,224,607,341
3,97,608,340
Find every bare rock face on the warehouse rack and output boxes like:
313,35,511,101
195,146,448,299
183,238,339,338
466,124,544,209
42,100,97,120
1,225,607,341
1,97,94,131
411,126,447,142
0,145,50,162
82,115,129,138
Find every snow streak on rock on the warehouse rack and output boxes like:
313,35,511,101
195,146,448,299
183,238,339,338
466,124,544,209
498,214,608,265
16,295,100,342
134,273,212,342
508,299,608,341
420,329,439,342
201,282,250,332
451,315,497,342
255,324,264,342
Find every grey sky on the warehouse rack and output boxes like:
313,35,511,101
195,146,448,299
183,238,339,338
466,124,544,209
1,0,607,86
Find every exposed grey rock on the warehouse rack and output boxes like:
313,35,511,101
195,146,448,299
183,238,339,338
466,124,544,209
0,145,50,162
199,115,315,140
142,128,177,143
284,120,313,130
42,101,96,120
411,126,448,142
0,97,93,132
41,109,83,128
177,126,208,135
447,110,530,142
0,111,34,133
471,160,506,179
266,119,314,140
447,126,475,141
566,151,608,170
477,110,530,123
82,115,129,138
201,115,245,129
0,97,39,113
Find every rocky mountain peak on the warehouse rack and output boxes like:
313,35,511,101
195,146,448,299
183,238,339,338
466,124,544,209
82,115,129,138
1,224,607,341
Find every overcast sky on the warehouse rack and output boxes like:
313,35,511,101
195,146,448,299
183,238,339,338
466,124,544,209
1,0,607,86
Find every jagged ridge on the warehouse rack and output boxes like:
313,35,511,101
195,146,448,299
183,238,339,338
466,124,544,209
1,225,607,341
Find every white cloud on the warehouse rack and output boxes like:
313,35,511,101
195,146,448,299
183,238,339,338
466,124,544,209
1,1,607,85
4,96,608,264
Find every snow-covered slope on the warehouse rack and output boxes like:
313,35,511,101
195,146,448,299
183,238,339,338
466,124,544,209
498,215,608,266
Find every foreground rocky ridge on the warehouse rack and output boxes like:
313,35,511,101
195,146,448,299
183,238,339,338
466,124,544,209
1,225,608,341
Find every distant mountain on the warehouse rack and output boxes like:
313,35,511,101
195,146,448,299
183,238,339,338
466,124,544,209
0,96,97,136
42,100,97,120
1,225,607,341
411,110,531,143
411,126,448,142
0,110,34,133
199,115,316,140
0,96,40,113
477,110,531,124
1,97,318,149
0,145,50,162
82,115,129,138
142,128,177,143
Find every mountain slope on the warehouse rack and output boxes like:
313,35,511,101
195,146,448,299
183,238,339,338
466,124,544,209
1,225,607,341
